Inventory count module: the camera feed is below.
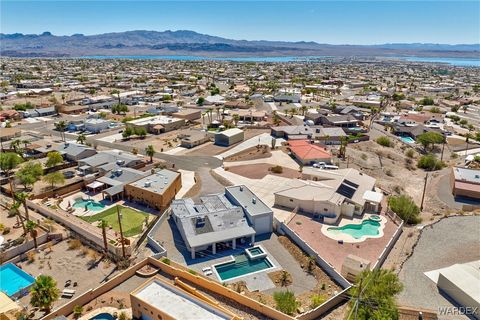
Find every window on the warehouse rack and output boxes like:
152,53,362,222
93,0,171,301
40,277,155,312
323,208,328,212
289,199,293,202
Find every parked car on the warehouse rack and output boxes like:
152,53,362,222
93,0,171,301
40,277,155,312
63,171,75,178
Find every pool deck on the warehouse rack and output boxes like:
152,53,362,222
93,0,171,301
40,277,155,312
287,211,399,271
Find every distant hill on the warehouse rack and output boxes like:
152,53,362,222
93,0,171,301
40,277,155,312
1,30,479,58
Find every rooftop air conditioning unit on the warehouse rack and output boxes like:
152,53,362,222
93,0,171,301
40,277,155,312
144,180,151,187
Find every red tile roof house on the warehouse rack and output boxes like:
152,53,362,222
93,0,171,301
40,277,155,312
288,140,332,165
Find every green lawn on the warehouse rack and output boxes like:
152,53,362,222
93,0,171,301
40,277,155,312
80,205,151,237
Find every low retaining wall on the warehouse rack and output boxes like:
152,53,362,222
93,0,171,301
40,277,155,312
44,257,295,320
26,200,132,259
146,210,169,257
372,220,404,270
278,222,351,288
32,180,85,200
278,222,352,320
1,232,49,262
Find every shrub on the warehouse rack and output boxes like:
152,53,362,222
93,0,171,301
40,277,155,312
68,239,82,250
417,154,445,171
405,149,415,158
73,305,83,319
310,294,327,308
273,290,299,315
118,312,128,320
27,251,36,263
361,153,368,161
388,195,421,224
2,227,11,235
376,136,392,147
13,237,25,246
270,165,283,174
161,258,171,265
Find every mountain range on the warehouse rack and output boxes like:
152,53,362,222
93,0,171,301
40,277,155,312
1,30,479,58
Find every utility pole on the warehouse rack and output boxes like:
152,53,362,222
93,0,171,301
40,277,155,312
116,205,126,258
354,278,363,320
420,172,428,211
440,141,446,162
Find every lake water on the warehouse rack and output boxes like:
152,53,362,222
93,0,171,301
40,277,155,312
78,55,331,62
398,56,480,67
77,55,480,67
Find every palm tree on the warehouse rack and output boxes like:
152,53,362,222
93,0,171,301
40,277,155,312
30,275,60,313
100,220,108,254
26,220,38,249
145,145,155,163
280,270,290,287
55,121,67,142
232,113,240,127
10,201,26,234
300,105,308,116
9,139,21,153
76,133,87,145
110,89,121,105
0,152,23,204
15,192,30,220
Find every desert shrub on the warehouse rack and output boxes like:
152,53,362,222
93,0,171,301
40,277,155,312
68,239,82,250
13,237,25,246
310,294,327,308
2,227,11,235
270,165,283,174
73,305,83,319
417,154,445,171
405,149,415,158
27,251,36,263
273,290,299,315
388,194,421,224
361,153,368,161
376,136,392,147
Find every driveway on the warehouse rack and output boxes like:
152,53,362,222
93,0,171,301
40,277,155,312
397,216,480,319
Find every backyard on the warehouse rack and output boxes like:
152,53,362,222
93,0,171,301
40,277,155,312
80,206,151,237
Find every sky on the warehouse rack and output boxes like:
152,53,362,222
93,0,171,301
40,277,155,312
1,1,479,45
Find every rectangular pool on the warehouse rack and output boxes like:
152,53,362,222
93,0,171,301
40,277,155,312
0,263,36,297
213,253,274,281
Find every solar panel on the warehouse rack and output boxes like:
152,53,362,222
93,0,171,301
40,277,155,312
336,183,356,199
343,179,359,188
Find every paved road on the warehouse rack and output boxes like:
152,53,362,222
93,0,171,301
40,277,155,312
27,125,222,171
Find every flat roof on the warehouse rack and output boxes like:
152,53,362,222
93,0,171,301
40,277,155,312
127,115,183,126
133,278,231,320
128,169,179,194
226,185,272,217
453,167,480,184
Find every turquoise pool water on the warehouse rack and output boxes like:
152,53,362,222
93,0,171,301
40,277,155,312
73,199,105,211
400,136,415,144
328,220,381,240
214,253,273,281
89,313,114,320
248,247,264,256
0,263,36,296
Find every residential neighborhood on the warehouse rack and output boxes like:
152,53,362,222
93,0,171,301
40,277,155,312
1,39,480,320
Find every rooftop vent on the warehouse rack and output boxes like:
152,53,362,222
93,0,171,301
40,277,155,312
252,198,256,204
144,180,151,188
239,186,244,191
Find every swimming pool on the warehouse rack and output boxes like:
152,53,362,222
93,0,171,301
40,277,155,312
72,198,105,211
0,263,36,297
89,313,115,320
400,136,415,144
214,253,274,281
328,220,381,240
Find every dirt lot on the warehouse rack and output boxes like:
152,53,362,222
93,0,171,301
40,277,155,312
224,145,271,162
227,163,301,179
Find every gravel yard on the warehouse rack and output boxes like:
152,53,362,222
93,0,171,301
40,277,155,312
397,215,480,319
